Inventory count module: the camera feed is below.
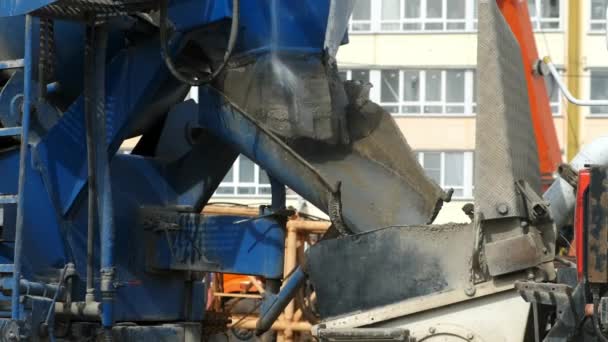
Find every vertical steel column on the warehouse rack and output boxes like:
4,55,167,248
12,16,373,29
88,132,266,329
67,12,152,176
257,178,307,337
89,24,115,332
11,14,34,320
84,24,99,303
270,177,286,211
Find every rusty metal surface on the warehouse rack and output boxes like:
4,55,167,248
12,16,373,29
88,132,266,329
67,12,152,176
587,166,608,283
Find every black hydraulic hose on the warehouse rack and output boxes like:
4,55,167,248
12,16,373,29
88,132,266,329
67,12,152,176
159,0,239,86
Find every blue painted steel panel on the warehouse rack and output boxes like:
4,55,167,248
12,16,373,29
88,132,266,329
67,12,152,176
235,0,331,55
34,37,170,215
146,213,285,279
0,149,70,279
168,0,232,31
0,0,334,330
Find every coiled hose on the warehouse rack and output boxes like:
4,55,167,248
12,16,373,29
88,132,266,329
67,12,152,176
159,0,239,86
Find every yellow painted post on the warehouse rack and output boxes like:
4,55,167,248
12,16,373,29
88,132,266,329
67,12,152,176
566,0,583,160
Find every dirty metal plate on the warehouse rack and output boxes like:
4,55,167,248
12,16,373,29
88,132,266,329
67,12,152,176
475,0,540,220
316,327,413,342
484,231,546,276
296,99,447,232
217,61,446,234
587,166,608,283
306,224,474,319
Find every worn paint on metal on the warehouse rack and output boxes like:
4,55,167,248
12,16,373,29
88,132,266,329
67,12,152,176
587,166,608,283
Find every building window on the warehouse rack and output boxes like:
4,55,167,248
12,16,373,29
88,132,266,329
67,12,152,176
350,0,372,32
544,71,563,116
377,69,476,115
591,0,608,31
348,0,559,33
340,68,475,116
379,0,473,32
216,156,272,196
590,69,608,115
417,151,474,199
527,0,561,30
339,69,371,83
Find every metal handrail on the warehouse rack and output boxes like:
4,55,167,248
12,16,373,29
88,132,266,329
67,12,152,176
543,57,608,107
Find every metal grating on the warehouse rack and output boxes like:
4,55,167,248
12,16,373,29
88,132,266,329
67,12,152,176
32,0,157,20
475,0,541,220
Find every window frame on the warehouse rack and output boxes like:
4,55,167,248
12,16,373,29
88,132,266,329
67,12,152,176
590,0,608,32
216,156,274,197
373,69,476,117
378,0,474,33
349,0,373,33
347,0,562,34
417,151,474,200
588,68,608,116
527,0,563,32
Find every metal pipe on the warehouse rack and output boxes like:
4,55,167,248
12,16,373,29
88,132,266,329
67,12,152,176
256,268,307,336
11,14,34,320
84,24,98,303
90,24,114,331
55,301,101,319
282,225,298,341
544,135,608,229
286,220,330,233
203,205,259,217
230,315,312,332
544,57,608,106
0,278,62,298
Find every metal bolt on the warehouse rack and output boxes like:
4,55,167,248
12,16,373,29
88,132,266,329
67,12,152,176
527,269,535,280
428,327,436,334
8,332,16,340
465,286,476,297
497,203,509,215
466,332,475,340
533,59,549,76
543,247,548,254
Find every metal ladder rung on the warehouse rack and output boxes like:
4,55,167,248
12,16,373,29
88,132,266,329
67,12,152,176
0,195,18,205
0,59,24,71
0,127,21,137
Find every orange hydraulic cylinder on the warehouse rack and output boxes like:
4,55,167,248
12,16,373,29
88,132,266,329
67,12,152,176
497,0,562,185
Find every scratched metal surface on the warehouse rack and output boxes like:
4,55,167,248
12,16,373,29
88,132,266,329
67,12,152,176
475,0,541,221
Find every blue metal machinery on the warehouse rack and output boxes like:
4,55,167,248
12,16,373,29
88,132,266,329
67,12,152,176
0,0,447,340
